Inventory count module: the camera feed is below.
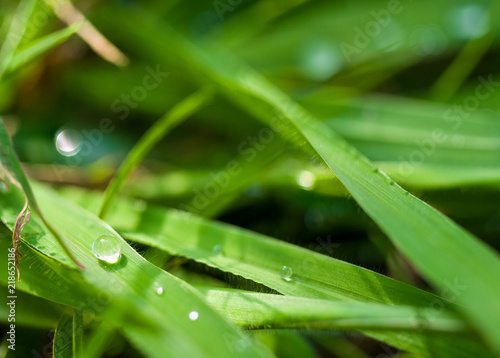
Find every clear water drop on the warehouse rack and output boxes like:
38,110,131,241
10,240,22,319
212,244,223,256
189,311,199,321
280,266,293,281
92,235,121,264
55,128,82,157
153,282,164,295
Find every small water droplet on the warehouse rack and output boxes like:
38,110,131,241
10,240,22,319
296,170,316,190
55,128,82,157
92,235,121,264
404,191,410,196
0,181,8,193
280,266,293,281
212,244,223,256
389,180,395,186
153,282,164,295
189,311,199,321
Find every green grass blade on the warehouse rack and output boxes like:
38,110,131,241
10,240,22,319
1,119,83,269
0,183,273,358
199,287,466,333
54,314,74,358
6,22,82,75
146,35,500,354
98,88,213,219
0,0,38,81
217,67,500,354
59,188,492,358
73,310,84,358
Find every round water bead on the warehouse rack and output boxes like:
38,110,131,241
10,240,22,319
153,282,164,295
189,311,199,321
280,266,293,281
92,235,121,264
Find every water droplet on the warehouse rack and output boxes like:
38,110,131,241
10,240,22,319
389,180,395,186
212,244,223,256
0,180,8,193
280,266,293,281
296,170,316,190
189,311,199,321
55,129,82,157
153,282,164,295
404,191,410,196
92,235,121,264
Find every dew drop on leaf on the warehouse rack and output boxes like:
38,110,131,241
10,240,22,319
153,282,164,295
55,128,82,157
189,311,199,321
280,266,293,281
92,235,121,264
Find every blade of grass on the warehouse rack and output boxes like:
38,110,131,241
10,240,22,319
54,314,74,358
98,88,213,219
139,31,500,354
58,187,492,358
198,287,467,333
0,0,38,81
73,310,84,358
6,22,82,75
429,2,500,101
43,0,129,66
0,119,84,270
0,183,273,358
